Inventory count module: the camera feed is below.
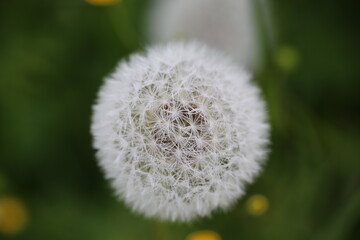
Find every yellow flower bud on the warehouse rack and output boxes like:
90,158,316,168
0,196,28,235
246,194,269,216
186,230,222,240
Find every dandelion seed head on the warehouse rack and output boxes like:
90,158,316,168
91,42,269,221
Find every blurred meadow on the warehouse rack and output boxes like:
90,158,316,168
0,0,359,239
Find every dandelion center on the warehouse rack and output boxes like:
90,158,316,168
148,100,212,162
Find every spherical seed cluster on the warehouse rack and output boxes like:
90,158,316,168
91,42,269,221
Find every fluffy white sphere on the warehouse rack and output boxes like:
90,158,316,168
146,0,262,70
91,42,269,222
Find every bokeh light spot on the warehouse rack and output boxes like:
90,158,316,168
275,46,300,72
0,196,28,235
186,230,222,240
246,194,269,216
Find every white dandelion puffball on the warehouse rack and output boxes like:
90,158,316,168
146,0,262,70
91,42,269,222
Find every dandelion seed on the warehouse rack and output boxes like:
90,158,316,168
91,42,270,221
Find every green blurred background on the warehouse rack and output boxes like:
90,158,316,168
0,0,359,239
